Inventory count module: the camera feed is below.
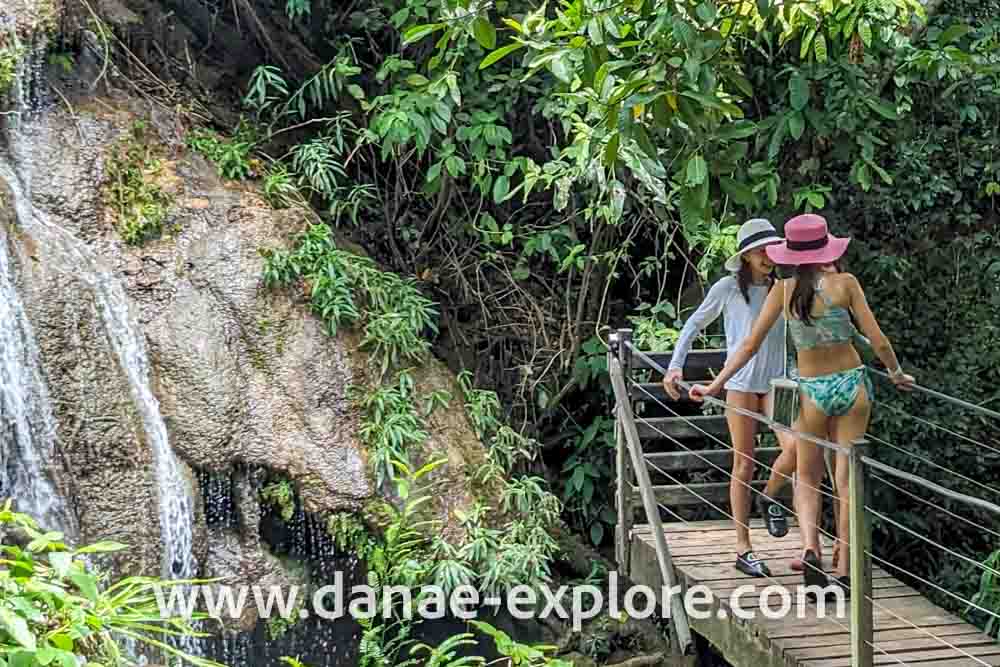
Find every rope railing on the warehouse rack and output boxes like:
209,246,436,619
607,329,1000,667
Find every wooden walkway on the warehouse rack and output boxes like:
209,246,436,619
629,519,1000,667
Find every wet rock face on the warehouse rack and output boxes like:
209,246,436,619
3,101,369,573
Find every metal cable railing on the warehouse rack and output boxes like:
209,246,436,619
871,472,1000,541
867,366,1000,422
864,432,1000,499
607,331,1000,667
636,389,998,667
875,399,1000,458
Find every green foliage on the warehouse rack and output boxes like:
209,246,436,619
0,502,218,667
260,479,296,521
266,595,305,641
227,0,1000,609
0,34,21,93
326,512,375,557
969,550,1000,637
356,460,441,667
103,120,174,245
560,416,616,546
408,633,482,667
262,224,438,376
356,371,429,487
469,621,572,667
186,122,258,180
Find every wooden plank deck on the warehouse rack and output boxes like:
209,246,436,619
629,519,999,667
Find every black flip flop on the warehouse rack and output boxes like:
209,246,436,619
801,549,830,600
760,495,789,538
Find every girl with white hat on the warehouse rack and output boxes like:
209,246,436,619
662,218,797,578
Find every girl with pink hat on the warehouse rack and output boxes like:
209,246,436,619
663,218,799,578
689,214,914,593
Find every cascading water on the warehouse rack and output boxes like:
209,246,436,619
0,222,76,536
0,157,198,606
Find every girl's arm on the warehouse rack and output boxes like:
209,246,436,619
667,278,730,371
690,281,785,400
663,279,730,399
845,274,914,389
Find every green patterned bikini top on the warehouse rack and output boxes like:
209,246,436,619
787,279,855,350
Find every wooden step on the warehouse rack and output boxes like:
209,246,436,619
636,415,730,441
644,446,783,473
632,480,792,508
628,349,726,377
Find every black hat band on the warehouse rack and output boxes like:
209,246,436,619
786,236,830,251
738,229,779,252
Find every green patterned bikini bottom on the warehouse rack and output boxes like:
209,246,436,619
797,366,873,417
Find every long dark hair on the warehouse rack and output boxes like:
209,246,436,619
736,259,773,304
790,261,843,325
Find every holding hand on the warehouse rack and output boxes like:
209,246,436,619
689,383,721,402
662,369,683,400
890,371,916,391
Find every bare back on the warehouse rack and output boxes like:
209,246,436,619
781,271,863,378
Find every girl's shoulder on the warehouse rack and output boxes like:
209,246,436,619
703,274,739,306
713,274,739,291
824,271,861,292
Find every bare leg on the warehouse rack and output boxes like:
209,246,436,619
831,384,872,577
765,429,797,499
794,395,830,558
726,390,760,554
827,421,843,570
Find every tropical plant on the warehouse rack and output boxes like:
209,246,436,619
470,621,573,667
0,501,218,667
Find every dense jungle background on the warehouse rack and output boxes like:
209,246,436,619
1,0,999,664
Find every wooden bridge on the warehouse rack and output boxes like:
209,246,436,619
606,329,1000,667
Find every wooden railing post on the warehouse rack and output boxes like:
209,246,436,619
609,356,692,656
612,329,634,575
849,439,874,667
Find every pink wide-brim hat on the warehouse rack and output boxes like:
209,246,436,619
765,214,850,266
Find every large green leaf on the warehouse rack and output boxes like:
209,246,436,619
472,17,497,50
717,121,757,140
789,72,809,111
69,573,98,603
788,111,805,140
478,42,525,70
720,177,756,206
0,608,36,650
937,24,972,46
685,154,708,186
864,97,898,120
402,23,445,45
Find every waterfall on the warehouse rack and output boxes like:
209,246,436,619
0,221,76,536
0,160,198,587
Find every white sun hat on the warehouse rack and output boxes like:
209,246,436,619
723,218,783,272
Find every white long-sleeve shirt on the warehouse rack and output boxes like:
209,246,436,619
667,275,787,394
